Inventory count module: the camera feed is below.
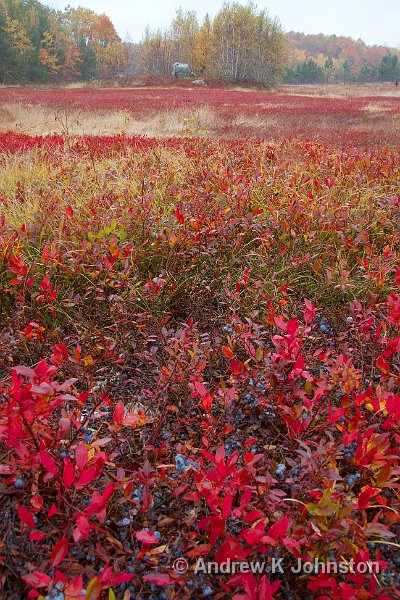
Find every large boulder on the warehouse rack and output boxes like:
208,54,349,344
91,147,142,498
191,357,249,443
172,63,195,78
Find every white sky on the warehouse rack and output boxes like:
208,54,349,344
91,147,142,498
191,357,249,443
45,0,400,47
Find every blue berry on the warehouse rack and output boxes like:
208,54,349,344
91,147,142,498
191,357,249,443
347,473,360,486
275,464,286,479
14,477,25,489
343,440,357,458
175,454,186,472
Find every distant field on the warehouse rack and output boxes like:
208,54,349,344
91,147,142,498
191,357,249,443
0,84,399,145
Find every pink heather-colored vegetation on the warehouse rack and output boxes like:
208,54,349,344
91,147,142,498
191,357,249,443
1,86,399,115
0,85,399,145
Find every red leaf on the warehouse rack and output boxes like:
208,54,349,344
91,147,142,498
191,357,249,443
304,298,316,325
0,465,14,474
274,317,287,331
175,208,185,225
50,538,68,567
376,356,389,374
244,510,264,523
48,504,58,518
109,573,135,585
267,515,289,540
30,531,46,541
62,458,76,488
77,514,90,537
194,381,207,397
222,495,232,519
259,575,281,599
14,365,36,378
21,571,51,588
76,466,97,488
230,359,243,375
40,451,58,476
240,521,265,545
215,446,226,463
172,483,189,497
328,407,345,423
143,573,174,586
358,487,373,510
243,438,257,447
65,576,83,596
75,442,88,470
18,505,35,528
114,401,125,425
202,394,213,413
135,529,159,545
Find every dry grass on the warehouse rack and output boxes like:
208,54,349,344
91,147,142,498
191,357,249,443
279,83,400,98
0,102,217,137
0,145,194,228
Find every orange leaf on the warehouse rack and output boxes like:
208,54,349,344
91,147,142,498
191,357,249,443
222,346,234,359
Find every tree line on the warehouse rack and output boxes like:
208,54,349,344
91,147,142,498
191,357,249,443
0,0,128,83
1,0,399,86
285,32,400,84
140,3,286,86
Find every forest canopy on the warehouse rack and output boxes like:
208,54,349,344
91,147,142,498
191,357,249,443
0,0,128,82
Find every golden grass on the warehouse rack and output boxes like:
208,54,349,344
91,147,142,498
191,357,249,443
0,151,53,226
279,83,400,98
0,145,194,228
0,102,217,137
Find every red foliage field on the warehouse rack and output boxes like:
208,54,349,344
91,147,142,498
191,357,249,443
0,101,399,599
0,85,399,145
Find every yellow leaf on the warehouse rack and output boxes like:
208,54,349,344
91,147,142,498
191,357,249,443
86,577,101,600
255,346,263,362
169,232,178,248
304,380,313,395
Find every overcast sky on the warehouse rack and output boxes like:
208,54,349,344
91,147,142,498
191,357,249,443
45,0,400,47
